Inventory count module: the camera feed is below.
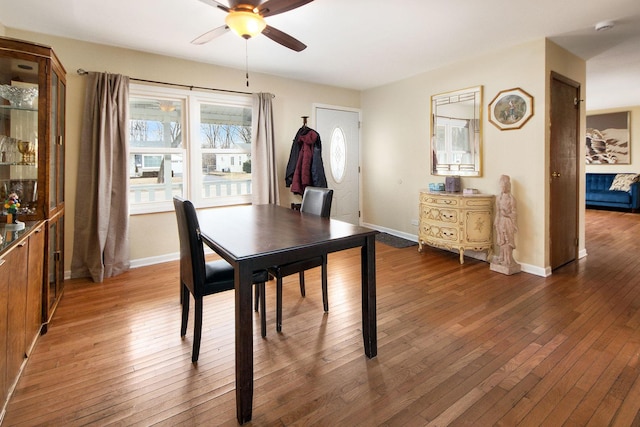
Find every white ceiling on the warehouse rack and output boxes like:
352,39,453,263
1,0,639,110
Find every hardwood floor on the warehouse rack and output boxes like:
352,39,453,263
4,209,640,426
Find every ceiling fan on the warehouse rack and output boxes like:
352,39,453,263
192,0,314,52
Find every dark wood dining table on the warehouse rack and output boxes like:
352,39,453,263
197,204,378,424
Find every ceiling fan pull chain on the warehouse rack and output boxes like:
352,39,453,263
245,39,250,87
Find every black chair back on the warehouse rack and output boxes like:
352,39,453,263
300,187,333,218
173,196,207,297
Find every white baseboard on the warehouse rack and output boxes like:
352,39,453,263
361,222,418,243
520,263,551,277
361,221,553,277
64,252,180,280
130,252,180,269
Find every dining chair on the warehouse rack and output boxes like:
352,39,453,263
173,196,269,363
269,186,333,332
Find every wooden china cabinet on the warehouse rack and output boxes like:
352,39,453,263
0,36,65,416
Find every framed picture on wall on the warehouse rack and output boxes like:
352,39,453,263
488,87,534,130
586,111,630,164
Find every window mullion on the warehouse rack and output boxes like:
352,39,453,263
188,95,202,205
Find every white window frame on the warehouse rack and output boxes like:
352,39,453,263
129,83,253,214
435,116,471,165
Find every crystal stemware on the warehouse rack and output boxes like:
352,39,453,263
0,85,39,108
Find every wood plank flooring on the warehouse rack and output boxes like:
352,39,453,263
3,209,640,426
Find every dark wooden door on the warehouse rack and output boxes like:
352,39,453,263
550,72,580,270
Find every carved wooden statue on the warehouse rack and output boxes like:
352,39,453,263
491,174,521,274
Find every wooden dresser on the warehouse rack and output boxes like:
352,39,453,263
418,190,494,264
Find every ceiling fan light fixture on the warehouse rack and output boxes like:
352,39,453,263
595,20,615,32
158,101,176,112
225,10,267,39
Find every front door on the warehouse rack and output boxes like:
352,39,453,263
550,72,580,270
315,106,360,224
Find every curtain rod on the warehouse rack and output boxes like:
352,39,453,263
76,68,273,97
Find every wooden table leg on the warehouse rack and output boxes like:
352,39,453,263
361,234,377,358
235,263,254,424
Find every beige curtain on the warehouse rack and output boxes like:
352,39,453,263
71,72,130,282
251,92,280,205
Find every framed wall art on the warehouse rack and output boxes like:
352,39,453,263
585,111,630,164
488,87,534,130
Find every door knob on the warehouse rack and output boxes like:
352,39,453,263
552,172,561,178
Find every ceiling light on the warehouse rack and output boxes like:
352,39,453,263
595,21,614,32
158,101,176,112
225,10,267,39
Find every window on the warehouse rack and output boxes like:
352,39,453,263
128,84,252,214
329,127,346,183
434,117,473,166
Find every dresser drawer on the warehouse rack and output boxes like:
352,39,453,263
420,223,459,243
420,205,458,223
460,197,494,209
420,193,460,207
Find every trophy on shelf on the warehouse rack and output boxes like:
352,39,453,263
17,140,35,165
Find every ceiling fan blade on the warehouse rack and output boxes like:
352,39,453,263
198,0,230,13
191,25,230,45
262,25,307,51
257,0,314,17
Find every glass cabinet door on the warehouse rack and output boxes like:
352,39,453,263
49,71,57,211
48,215,60,310
57,78,65,207
0,53,41,218
48,68,65,213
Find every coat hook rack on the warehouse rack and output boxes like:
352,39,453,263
301,116,309,127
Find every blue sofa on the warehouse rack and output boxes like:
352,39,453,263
586,173,640,212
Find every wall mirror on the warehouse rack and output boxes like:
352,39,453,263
430,86,482,176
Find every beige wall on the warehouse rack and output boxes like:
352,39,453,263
6,29,360,272
360,39,586,274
